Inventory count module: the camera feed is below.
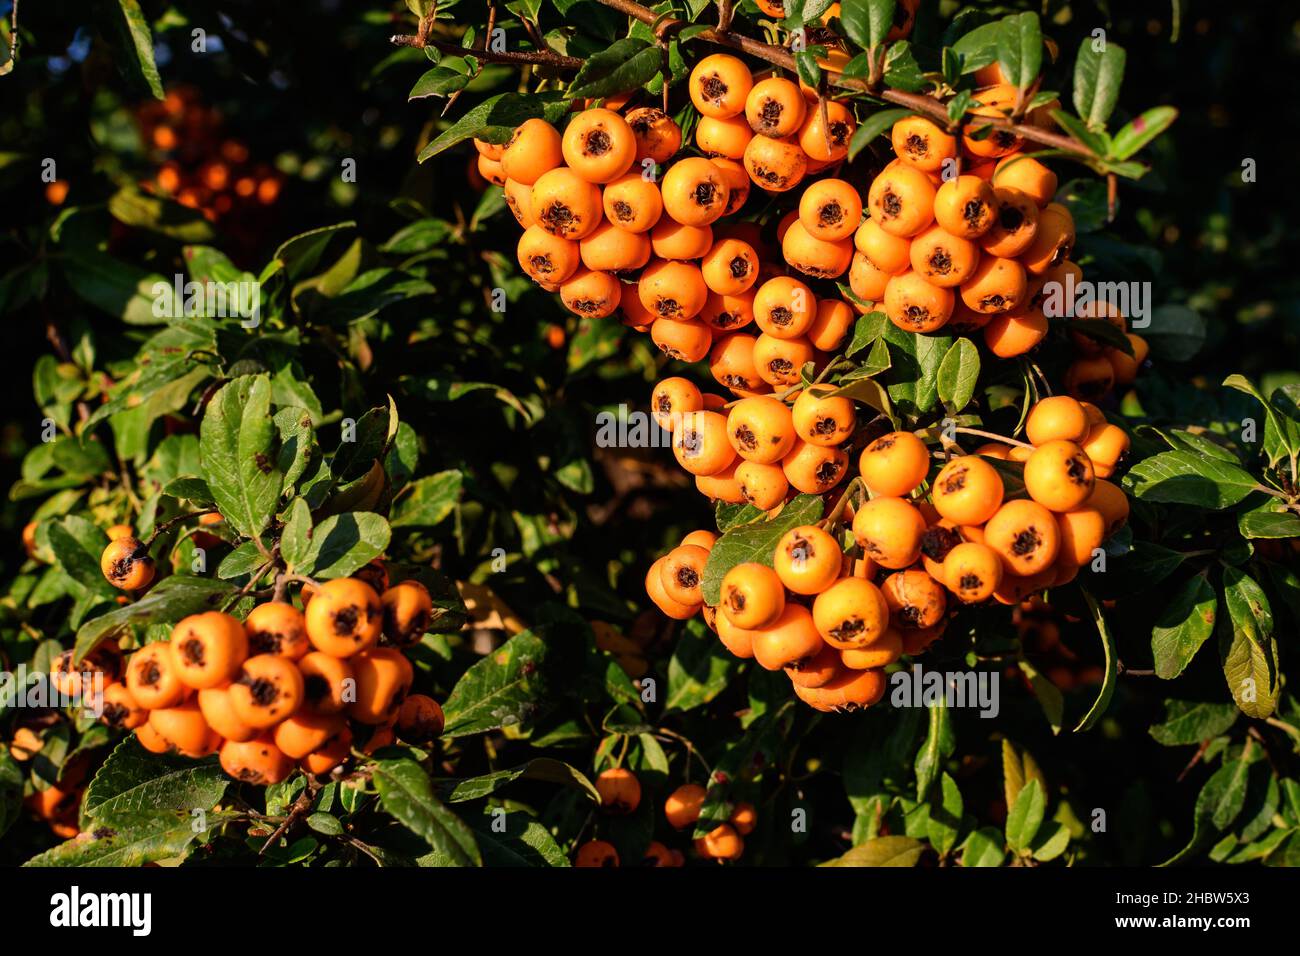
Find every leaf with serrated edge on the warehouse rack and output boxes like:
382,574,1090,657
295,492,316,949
199,376,282,539
373,757,480,865
701,494,824,605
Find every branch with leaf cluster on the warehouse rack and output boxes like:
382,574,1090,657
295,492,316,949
393,0,1115,163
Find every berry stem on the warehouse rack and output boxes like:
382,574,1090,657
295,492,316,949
144,508,219,547
950,426,1034,449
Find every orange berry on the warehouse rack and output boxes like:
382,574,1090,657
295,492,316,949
851,496,927,569
626,107,683,164
517,225,580,286
855,217,912,274
639,258,708,320
701,237,760,295
674,410,736,476
984,499,1061,576
782,439,849,494
562,108,636,184
595,767,642,813
690,54,753,119
665,783,708,829
753,275,816,338
797,99,855,162
743,133,808,193
501,118,563,185
931,455,1005,525
750,603,824,671
602,172,663,233
884,271,954,332
891,115,957,173
661,544,711,606
881,569,947,629
530,167,602,240
168,611,249,689
812,577,891,649
746,77,807,138
858,431,930,497
662,157,730,226
773,525,842,595
942,542,1004,603
720,562,785,630
1024,439,1096,512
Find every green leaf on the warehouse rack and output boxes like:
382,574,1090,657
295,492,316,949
664,616,741,712
1031,821,1070,862
1148,700,1238,747
1016,659,1063,734
1110,106,1178,160
47,517,116,598
379,219,455,255
61,250,170,325
567,38,662,100
882,324,952,415
936,337,980,411
1238,506,1300,540
108,186,217,243
444,758,599,804
927,772,963,856
108,0,164,99
295,512,392,579
23,810,235,867
1072,37,1126,129
1150,574,1217,679
914,697,954,799
1073,591,1117,732
1220,568,1278,719
0,752,23,840
700,494,825,605
823,835,925,867
883,42,925,93
837,0,899,50
1005,778,1045,853
845,310,888,358
847,108,911,160
373,757,481,866
465,808,569,867
996,12,1042,89
417,93,564,162
391,470,463,528
409,66,471,101
794,50,822,90
162,476,215,507
1124,450,1259,509
441,629,552,738
199,376,283,539
82,738,228,825
1144,304,1207,362
73,576,236,663
217,540,269,580
960,827,1005,867
273,222,356,281
1047,109,1110,157
1223,374,1300,468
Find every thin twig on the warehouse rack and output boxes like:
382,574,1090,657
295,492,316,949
6,0,18,69
951,426,1033,449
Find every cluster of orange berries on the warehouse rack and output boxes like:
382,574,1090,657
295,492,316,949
80,523,442,784
574,770,756,866
135,86,284,222
480,51,868,340
647,394,1131,711
858,107,1147,398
